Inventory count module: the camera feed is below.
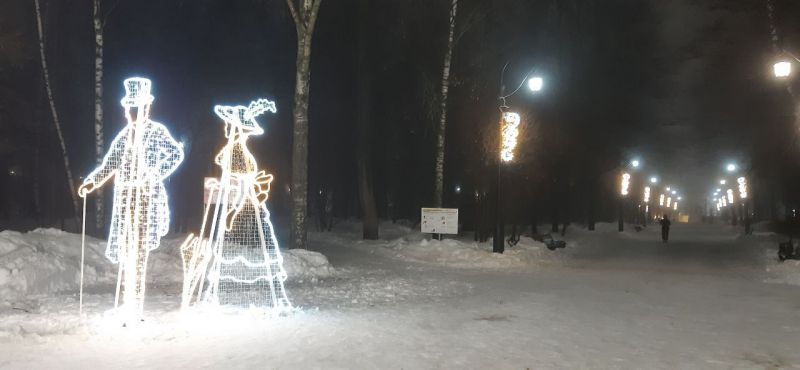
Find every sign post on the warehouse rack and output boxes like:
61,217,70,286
421,208,459,238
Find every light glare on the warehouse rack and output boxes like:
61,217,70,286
528,76,543,92
774,61,792,78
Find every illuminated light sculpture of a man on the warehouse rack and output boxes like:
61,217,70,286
180,98,291,313
78,77,184,320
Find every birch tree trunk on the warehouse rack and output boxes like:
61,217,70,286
356,0,378,240
93,0,105,231
286,0,322,249
433,0,458,208
34,0,80,224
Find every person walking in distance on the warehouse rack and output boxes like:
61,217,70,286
659,214,671,242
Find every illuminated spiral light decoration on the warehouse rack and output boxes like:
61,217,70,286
620,173,630,196
500,112,521,162
180,98,292,314
737,177,748,199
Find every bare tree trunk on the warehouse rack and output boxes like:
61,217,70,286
433,0,458,208
286,0,322,249
93,0,105,232
34,0,80,223
356,0,378,240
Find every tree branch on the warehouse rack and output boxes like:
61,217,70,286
286,0,301,27
306,0,322,36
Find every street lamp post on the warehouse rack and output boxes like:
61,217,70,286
619,171,630,232
493,63,543,254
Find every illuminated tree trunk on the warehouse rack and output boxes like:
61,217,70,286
34,0,80,224
356,0,378,240
433,0,458,208
94,0,105,231
286,0,322,249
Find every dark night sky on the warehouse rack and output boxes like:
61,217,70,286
2,0,800,225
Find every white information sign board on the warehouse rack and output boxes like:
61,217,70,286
421,208,459,234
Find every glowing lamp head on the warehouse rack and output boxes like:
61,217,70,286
678,196,682,201
630,159,640,168
650,177,658,184
455,185,462,194
500,112,521,162
528,76,543,92
720,179,726,185
671,190,676,195
726,163,737,172
774,61,792,78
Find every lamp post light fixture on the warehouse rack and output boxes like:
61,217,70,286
774,61,792,78
720,179,727,185
650,176,658,184
630,159,640,168
726,163,737,172
528,76,544,92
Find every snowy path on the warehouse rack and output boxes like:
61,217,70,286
1,224,799,369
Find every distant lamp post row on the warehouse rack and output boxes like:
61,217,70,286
710,162,750,232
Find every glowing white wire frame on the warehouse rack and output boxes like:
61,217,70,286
180,98,292,314
78,77,184,320
727,189,735,204
620,173,630,196
737,177,748,199
643,186,651,203
500,112,520,162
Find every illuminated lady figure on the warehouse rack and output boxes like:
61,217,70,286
181,98,291,312
78,77,184,319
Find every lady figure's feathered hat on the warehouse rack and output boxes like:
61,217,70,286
213,98,277,135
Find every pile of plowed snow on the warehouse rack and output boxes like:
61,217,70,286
380,235,569,269
0,229,334,305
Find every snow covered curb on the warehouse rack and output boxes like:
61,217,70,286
0,229,335,305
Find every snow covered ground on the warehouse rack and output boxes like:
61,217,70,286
1,222,799,369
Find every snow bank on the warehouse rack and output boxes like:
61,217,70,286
765,258,800,286
282,249,336,282
0,229,335,306
380,235,566,269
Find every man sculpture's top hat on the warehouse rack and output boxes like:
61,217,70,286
120,77,155,107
